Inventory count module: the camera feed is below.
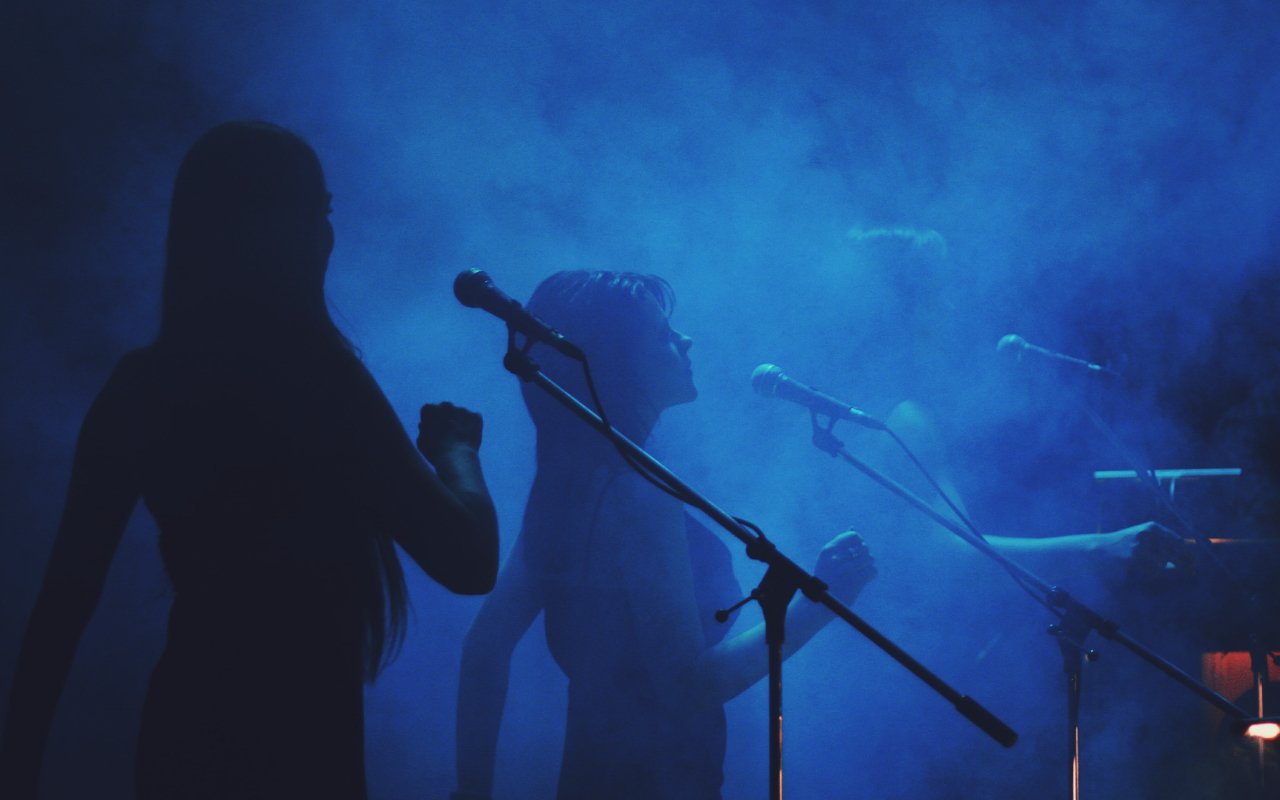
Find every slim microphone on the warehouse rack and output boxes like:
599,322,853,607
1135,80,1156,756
751,364,886,430
996,334,1119,379
454,269,585,360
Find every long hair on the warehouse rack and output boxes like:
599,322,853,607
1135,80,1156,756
156,121,406,678
160,121,335,343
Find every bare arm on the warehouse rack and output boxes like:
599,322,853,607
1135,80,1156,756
0,364,142,798
687,531,875,706
454,535,542,799
609,478,875,710
880,400,1182,583
950,522,1183,587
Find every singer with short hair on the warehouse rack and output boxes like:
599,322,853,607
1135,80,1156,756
0,121,500,799
452,271,877,800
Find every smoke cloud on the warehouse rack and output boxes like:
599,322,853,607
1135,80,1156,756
4,0,1278,797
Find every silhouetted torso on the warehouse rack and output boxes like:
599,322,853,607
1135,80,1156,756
121,338,388,799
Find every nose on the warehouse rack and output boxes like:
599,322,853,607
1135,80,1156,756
676,332,693,356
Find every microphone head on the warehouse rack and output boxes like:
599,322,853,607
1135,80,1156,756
996,334,1027,353
751,363,785,397
453,269,493,308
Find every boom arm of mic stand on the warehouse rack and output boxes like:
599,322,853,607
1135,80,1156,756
501,345,1019,750
827,438,1249,720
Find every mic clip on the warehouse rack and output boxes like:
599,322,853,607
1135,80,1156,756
502,327,542,383
810,410,845,457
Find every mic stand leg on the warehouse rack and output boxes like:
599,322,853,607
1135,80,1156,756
756,564,800,800
719,558,804,800
1049,602,1099,800
1065,646,1083,800
1249,632,1269,799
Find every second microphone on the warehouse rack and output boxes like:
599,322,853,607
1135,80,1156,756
751,364,886,431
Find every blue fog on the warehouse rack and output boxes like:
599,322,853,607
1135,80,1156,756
2,0,1278,797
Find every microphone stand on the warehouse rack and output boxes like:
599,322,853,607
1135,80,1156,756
499,340,1018,800
1077,402,1272,797
805,419,1249,800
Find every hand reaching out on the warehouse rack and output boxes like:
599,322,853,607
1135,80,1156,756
1093,521,1190,583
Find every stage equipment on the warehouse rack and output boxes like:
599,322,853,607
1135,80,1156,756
751,364,887,430
454,269,585,360
759,363,1250,800
996,333,1122,379
1096,469,1278,797
1238,719,1280,740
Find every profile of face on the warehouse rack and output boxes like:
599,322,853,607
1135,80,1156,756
627,291,697,413
522,272,696,440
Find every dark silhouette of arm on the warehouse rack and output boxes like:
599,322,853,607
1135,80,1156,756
338,358,499,595
0,360,142,797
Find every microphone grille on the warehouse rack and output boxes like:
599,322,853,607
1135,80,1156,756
751,364,785,397
996,334,1026,353
453,269,492,308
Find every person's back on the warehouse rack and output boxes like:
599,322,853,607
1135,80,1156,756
122,338,376,796
0,121,500,800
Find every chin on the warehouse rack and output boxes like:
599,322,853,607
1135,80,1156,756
652,374,697,410
658,388,697,411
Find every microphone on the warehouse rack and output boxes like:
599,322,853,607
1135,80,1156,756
751,364,886,430
454,269,585,360
996,334,1120,379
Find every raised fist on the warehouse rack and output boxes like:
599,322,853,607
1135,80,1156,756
417,401,484,463
814,529,877,603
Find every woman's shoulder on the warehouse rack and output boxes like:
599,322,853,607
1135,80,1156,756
99,346,162,397
74,347,164,443
591,468,686,552
102,343,235,396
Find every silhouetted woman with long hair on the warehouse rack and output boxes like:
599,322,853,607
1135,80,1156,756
0,121,499,799
453,271,875,800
